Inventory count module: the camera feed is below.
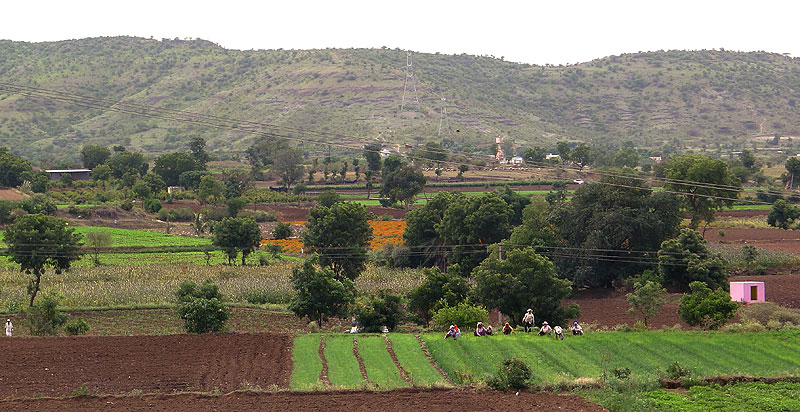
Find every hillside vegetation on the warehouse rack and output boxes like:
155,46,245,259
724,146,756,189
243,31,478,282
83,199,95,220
2,37,800,163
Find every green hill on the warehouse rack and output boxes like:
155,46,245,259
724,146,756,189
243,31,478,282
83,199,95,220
2,37,800,164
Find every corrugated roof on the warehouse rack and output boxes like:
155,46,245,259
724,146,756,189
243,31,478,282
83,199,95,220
44,169,92,173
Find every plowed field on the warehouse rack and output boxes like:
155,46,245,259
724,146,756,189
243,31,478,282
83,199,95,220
0,334,292,399
0,388,607,412
705,227,800,253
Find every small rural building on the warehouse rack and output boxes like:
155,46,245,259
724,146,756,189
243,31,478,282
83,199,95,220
167,186,184,195
730,281,765,303
545,153,560,160
511,156,524,165
45,169,91,182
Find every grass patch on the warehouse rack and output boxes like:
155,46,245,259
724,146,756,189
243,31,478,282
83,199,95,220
423,331,800,386
0,226,210,249
644,381,800,411
356,336,409,389
388,334,450,386
290,334,323,390
324,336,365,388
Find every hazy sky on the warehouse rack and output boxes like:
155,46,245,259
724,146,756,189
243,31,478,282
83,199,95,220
3,0,799,65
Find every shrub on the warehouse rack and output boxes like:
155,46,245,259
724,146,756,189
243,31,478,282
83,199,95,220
273,222,293,239
65,318,90,335
613,367,632,380
351,290,405,332
488,358,532,391
158,207,195,222
665,361,692,380
120,199,134,211
175,280,229,333
26,293,68,336
378,214,393,221
200,206,227,222
19,194,57,215
678,281,739,330
241,209,278,222
67,206,93,218
431,301,489,331
245,289,293,305
144,198,162,213
317,189,342,207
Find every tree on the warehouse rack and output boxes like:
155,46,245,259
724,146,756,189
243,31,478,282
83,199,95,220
767,199,800,229
678,281,739,330
786,157,800,188
380,164,427,209
407,266,470,326
302,201,373,281
153,152,202,187
658,229,728,291
80,145,111,169
556,141,571,162
289,258,355,327
132,180,152,200
364,170,375,199
570,143,591,169
457,164,469,181
211,217,262,265
382,155,404,175
554,175,682,288
273,222,293,239
226,197,247,217
317,189,343,207
247,136,289,166
175,279,229,333
663,154,740,228
495,186,531,225
364,144,382,172
179,170,211,190
222,168,253,199
0,147,32,187
351,291,405,332
106,151,148,178
142,173,167,194
85,231,112,266
739,149,757,170
91,164,112,182
197,175,224,204
523,146,546,163
4,214,83,306
614,147,639,168
507,197,559,251
473,247,579,327
273,147,305,189
189,137,210,166
626,279,667,327
21,171,49,193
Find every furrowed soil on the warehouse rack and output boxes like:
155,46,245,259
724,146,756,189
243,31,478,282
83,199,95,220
0,333,292,399
1,388,607,412
704,227,800,253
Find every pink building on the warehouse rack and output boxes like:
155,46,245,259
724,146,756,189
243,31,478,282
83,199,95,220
730,281,765,303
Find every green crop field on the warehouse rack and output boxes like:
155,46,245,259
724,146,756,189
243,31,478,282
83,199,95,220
0,226,210,249
290,334,324,390
387,334,450,387
422,331,800,386
324,336,365,388
645,381,800,411
356,336,409,389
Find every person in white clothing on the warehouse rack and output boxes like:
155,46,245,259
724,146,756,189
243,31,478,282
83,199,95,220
538,321,553,336
521,309,535,333
553,325,564,340
5,319,12,337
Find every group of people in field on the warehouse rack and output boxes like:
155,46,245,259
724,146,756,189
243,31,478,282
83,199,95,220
444,309,583,340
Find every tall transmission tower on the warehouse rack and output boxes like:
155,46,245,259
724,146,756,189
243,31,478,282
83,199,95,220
399,51,421,112
438,97,451,137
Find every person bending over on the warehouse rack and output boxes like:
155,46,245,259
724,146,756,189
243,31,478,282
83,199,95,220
474,321,488,337
538,321,553,336
521,309,535,333
502,322,514,335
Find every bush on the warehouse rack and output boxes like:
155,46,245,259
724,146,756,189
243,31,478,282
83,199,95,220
19,194,57,215
665,361,692,380
738,302,800,329
120,199,134,211
317,189,342,207
26,293,68,336
175,280,229,333
488,358,532,391
273,222,293,239
241,209,278,222
678,281,739,330
65,318,90,335
67,205,93,218
351,290,405,332
431,301,489,331
200,206,227,222
144,198,162,213
158,207,195,222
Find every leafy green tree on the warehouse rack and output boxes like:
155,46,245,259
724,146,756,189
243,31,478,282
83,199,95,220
91,164,112,182
457,164,469,181
473,247,579,327
222,168,253,199
106,151,148,178
317,189,343,207
197,175,224,204
556,141,571,161
785,157,800,188
495,186,531,225
658,229,728,291
0,147,32,187
438,192,513,273
302,201,374,280
21,171,49,193
380,164,426,209
132,180,152,200
523,146,546,163
273,222,293,239
211,217,262,265
153,152,202,187
554,175,682,288
614,147,640,168
289,258,355,327
80,145,111,169
26,292,68,336
226,197,247,217
430,301,489,331
739,149,757,169
626,279,667,327
189,137,211,166
4,214,83,306
246,136,289,166
403,191,459,268
664,154,740,228
175,279,229,333
407,266,470,326
18,194,57,215
351,291,405,332
273,147,305,189
678,281,739,330
381,155,404,175
570,143,591,169
507,197,559,251
143,173,167,194
767,199,800,229
85,231,112,266
179,170,211,190
363,144,382,172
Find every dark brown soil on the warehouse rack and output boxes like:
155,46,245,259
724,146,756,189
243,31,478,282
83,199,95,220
730,274,800,308
704,227,800,253
0,333,292,399
715,209,770,218
0,188,25,201
564,289,687,329
0,388,608,412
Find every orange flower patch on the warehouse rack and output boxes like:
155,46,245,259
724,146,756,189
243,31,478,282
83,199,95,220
262,220,406,253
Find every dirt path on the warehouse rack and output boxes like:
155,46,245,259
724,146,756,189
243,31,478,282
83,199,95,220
318,336,331,386
383,336,412,385
352,338,369,382
0,388,608,412
415,334,455,385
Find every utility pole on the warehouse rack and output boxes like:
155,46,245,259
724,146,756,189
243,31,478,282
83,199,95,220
400,51,421,112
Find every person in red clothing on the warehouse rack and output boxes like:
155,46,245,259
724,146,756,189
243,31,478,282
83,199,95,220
444,325,458,339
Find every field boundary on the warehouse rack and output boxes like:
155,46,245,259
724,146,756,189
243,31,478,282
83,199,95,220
383,335,412,385
353,338,369,382
660,375,800,389
318,336,331,387
414,334,454,385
